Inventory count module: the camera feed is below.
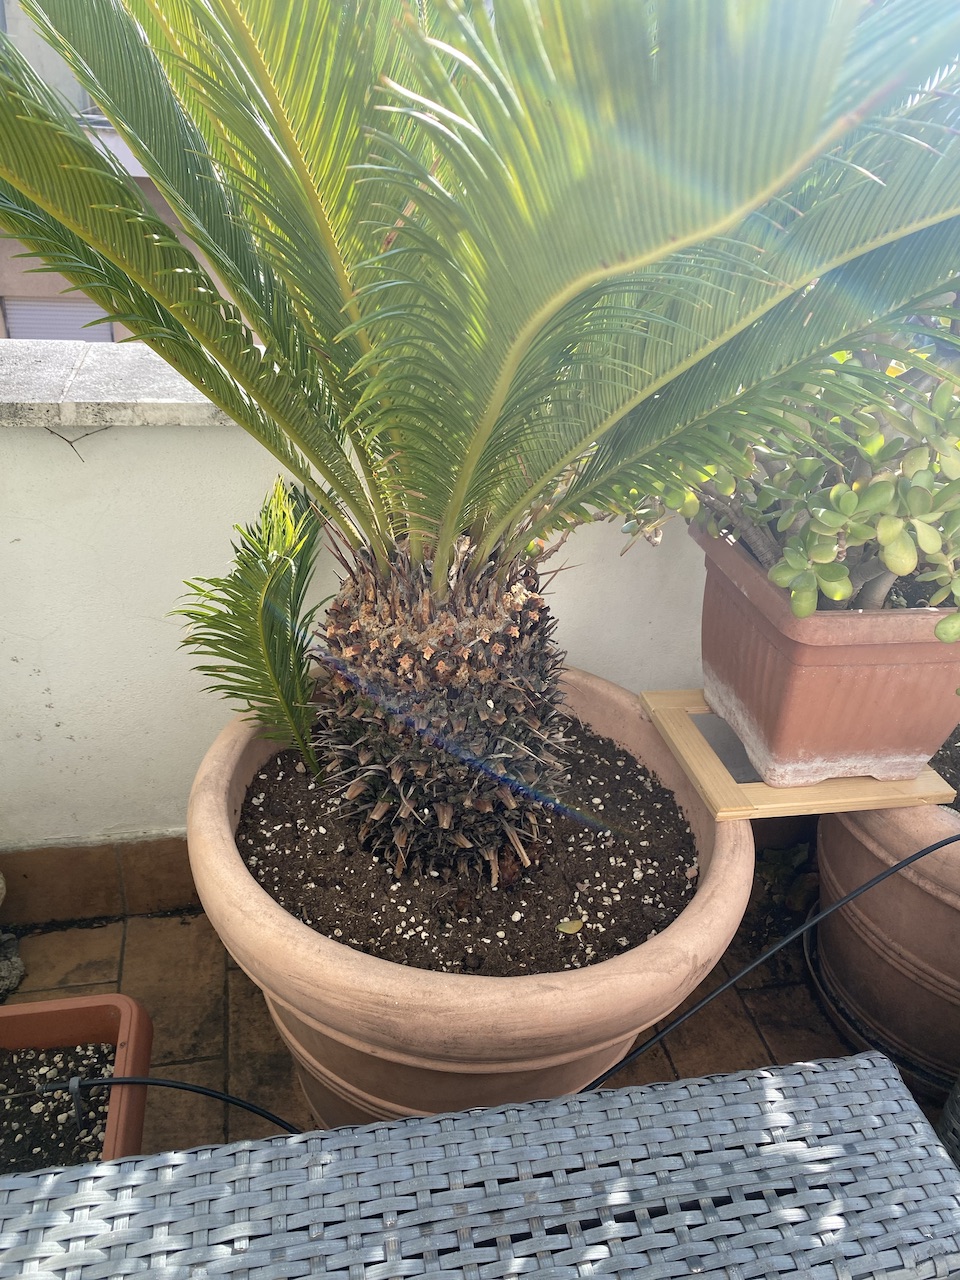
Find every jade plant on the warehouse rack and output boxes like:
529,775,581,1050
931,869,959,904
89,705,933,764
625,308,960,641
4,2,960,885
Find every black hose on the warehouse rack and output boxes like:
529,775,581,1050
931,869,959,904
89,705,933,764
9,830,960,1136
33,1075,303,1135
580,829,960,1092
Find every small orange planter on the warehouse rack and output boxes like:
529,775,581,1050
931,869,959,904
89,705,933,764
0,993,153,1161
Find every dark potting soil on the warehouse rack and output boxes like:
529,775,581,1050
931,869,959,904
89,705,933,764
237,715,699,976
0,1042,114,1174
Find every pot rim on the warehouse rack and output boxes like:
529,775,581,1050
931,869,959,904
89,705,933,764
186,668,755,1053
820,806,960,903
690,525,953,645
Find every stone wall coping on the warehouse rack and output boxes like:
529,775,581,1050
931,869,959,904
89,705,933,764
0,340,230,435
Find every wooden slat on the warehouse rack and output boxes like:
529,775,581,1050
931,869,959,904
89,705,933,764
641,700,754,818
640,689,956,821
735,771,955,818
641,689,710,715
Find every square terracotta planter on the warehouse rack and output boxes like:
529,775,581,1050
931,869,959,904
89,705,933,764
693,529,960,786
0,993,153,1161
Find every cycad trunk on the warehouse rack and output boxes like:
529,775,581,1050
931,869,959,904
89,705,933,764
314,545,568,882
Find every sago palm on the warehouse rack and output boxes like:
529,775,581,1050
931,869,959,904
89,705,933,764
4,0,960,881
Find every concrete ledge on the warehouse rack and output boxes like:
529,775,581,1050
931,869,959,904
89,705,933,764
0,340,230,432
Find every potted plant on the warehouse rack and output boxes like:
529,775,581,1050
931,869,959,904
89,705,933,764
624,320,960,1099
814,802,960,1103
626,314,960,787
4,0,960,1123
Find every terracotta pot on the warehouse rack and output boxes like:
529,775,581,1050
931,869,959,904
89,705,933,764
187,667,755,1127
693,529,960,786
815,807,960,1101
0,993,153,1159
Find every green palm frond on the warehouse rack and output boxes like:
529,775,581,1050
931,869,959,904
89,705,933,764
4,0,960,597
79,0,405,379
555,217,960,525
174,480,324,770
465,79,960,562
342,0,960,581
0,181,330,492
0,11,383,548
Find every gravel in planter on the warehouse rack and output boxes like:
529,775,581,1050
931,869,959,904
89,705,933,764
1,1042,114,1174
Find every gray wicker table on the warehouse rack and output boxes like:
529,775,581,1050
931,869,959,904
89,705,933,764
2,1052,959,1279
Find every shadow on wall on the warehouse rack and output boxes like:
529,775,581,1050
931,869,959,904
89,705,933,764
550,518,704,694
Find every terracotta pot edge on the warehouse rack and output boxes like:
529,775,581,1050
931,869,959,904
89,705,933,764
187,668,755,1053
0,993,153,1161
820,807,960,901
692,525,953,645
818,861,960,1000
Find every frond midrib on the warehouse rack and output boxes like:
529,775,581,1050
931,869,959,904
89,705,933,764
429,71,921,590
473,203,960,565
216,0,373,358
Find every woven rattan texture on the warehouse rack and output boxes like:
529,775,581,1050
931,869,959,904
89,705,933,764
2,1053,959,1279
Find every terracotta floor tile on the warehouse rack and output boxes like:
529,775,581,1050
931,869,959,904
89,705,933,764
0,845,123,926
660,987,773,1079
119,839,201,916
604,1040,676,1090
742,984,853,1065
721,932,808,989
121,915,226,1066
5,981,118,1005
226,969,314,1142
140,1057,227,1155
16,924,123,993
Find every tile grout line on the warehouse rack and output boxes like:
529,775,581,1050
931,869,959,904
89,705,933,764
650,1018,681,1082
735,976,783,1066
115,846,128,923
658,1036,681,1082
117,916,127,997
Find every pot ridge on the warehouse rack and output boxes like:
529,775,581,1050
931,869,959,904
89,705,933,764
188,667,755,1122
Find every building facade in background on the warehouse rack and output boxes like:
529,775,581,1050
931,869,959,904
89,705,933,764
0,0,163,340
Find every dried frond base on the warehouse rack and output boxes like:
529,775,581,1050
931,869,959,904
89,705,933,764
312,544,568,879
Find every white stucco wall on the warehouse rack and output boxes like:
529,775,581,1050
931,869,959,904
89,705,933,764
0,341,705,849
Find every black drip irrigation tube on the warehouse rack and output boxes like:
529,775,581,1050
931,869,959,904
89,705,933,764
11,830,960,1140
59,1076,301,1135
580,828,960,1092
0,1074,303,1136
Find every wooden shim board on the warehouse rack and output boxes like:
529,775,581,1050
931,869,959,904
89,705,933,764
640,689,956,821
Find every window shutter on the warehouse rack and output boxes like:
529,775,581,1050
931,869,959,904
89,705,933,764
3,297,113,342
